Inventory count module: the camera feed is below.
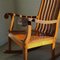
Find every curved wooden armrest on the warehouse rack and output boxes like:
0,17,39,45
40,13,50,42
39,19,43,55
28,18,58,24
4,13,15,19
4,12,36,19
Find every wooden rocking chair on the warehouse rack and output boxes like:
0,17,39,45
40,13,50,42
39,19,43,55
4,0,60,60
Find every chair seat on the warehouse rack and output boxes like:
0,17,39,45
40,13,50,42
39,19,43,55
8,33,26,48
8,33,54,49
28,36,54,49
8,33,26,41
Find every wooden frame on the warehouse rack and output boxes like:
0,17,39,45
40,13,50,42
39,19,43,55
4,0,60,60
4,11,60,60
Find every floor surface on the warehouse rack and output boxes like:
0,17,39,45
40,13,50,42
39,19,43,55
0,43,60,60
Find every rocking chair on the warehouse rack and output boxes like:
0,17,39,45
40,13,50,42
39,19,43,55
4,0,60,60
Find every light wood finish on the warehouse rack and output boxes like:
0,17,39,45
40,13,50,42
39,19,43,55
36,0,45,30
28,19,57,24
10,13,15,32
4,0,60,60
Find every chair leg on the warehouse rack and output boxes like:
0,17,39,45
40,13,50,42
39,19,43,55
23,46,28,60
51,43,55,60
8,37,12,51
4,37,12,53
4,37,23,54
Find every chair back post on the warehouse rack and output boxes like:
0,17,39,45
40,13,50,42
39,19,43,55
54,11,60,39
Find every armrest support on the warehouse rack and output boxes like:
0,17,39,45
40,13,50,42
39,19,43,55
25,21,32,44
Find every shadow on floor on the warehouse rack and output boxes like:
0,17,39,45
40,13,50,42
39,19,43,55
0,43,60,60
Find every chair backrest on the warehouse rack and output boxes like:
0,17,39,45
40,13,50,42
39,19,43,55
36,0,60,36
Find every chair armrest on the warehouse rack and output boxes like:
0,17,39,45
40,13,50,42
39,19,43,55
28,18,58,24
4,12,36,19
4,13,15,19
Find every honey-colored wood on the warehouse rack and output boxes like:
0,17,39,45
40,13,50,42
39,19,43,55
23,45,28,60
29,19,57,24
54,11,60,39
4,0,60,60
36,0,45,31
9,13,15,32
